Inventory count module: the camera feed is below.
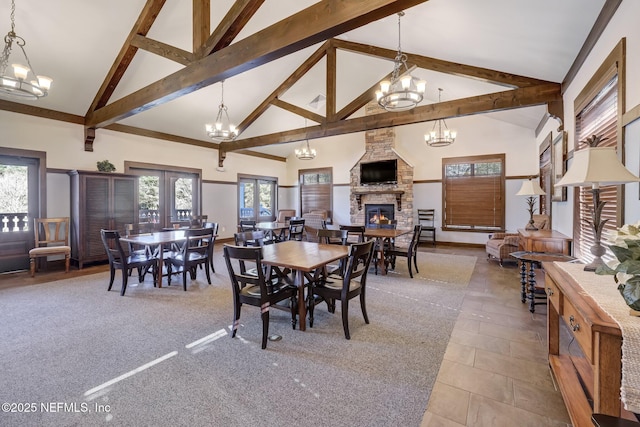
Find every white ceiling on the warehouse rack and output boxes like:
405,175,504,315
0,0,606,157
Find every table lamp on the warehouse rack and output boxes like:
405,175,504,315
516,178,546,230
555,135,640,271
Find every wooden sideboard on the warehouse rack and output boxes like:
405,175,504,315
518,229,572,255
544,262,636,426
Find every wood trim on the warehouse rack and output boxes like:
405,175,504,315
623,103,640,126
574,39,624,113
0,100,84,124
124,161,202,176
202,179,237,185
562,0,623,92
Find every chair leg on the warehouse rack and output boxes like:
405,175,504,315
261,310,270,349
407,256,413,279
120,268,129,296
290,295,297,330
30,257,36,277
360,291,369,324
182,270,188,291
341,299,351,340
64,255,70,273
413,253,419,274
108,267,116,291
307,291,315,328
231,301,241,338
204,262,211,285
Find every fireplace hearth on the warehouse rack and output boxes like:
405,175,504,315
365,204,394,227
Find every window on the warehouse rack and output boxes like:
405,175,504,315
238,175,276,222
573,42,623,264
125,162,201,228
442,154,505,232
299,168,332,217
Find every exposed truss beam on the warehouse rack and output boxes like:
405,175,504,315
130,34,195,65
219,83,561,163
271,99,326,124
193,0,210,53
85,0,166,114
196,0,265,58
332,39,552,88
85,0,429,131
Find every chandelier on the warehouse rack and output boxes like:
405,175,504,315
295,119,316,160
424,88,457,147
375,12,425,112
0,0,52,100
205,80,237,142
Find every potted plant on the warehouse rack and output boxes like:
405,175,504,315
96,160,116,172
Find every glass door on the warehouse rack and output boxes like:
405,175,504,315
238,175,276,222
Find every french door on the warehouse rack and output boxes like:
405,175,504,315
0,149,46,272
238,175,276,222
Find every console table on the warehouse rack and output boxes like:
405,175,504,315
544,262,637,426
518,229,572,255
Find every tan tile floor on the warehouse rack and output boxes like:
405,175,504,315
420,246,571,427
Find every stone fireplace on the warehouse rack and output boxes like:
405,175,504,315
349,102,413,240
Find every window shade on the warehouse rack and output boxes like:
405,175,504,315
574,74,619,263
443,155,505,231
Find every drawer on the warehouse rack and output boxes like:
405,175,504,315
562,298,593,363
545,275,562,313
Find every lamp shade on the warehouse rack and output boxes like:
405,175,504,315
555,147,640,187
516,179,546,196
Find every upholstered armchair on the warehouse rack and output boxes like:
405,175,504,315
485,232,520,266
485,214,550,265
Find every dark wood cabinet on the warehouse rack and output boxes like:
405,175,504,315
69,170,138,269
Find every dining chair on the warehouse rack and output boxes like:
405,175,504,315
29,217,71,277
316,228,349,280
234,230,266,247
190,214,208,227
384,225,422,278
223,244,298,349
339,225,365,244
307,239,375,339
287,218,305,241
100,229,157,296
238,220,257,232
165,227,215,291
417,209,436,246
203,222,219,272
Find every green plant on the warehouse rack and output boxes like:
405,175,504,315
96,160,116,172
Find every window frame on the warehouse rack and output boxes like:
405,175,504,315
299,167,333,218
442,154,505,233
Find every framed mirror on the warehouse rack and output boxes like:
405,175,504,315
539,132,552,217
551,131,567,201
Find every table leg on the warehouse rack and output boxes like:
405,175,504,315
528,261,536,313
520,260,527,303
377,237,388,275
295,269,307,331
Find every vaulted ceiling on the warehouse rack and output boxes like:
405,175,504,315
0,0,614,165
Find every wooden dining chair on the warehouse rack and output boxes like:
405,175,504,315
100,229,157,296
307,239,374,339
223,244,298,349
29,217,71,277
339,225,365,244
287,218,305,241
203,222,219,272
384,225,422,278
165,227,214,291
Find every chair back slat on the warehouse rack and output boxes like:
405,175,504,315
34,217,69,247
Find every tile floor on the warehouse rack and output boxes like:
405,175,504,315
420,246,571,427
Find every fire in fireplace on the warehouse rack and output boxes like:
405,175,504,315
365,204,395,227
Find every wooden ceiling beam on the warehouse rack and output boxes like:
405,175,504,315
85,0,429,130
237,41,329,134
326,45,337,122
193,0,210,53
130,34,195,66
271,98,326,124
197,0,265,58
85,0,167,114
220,83,561,152
332,38,553,88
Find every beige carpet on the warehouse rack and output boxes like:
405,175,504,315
0,251,476,427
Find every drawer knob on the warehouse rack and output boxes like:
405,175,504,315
547,287,554,296
569,315,580,332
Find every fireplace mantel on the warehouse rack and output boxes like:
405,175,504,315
353,190,404,211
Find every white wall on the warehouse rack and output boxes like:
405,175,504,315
553,0,640,237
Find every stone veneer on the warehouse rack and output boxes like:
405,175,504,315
349,103,414,242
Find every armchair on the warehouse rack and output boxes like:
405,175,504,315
485,232,520,266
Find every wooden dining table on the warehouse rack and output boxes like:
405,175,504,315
260,240,349,331
363,227,412,275
119,230,190,287
255,221,289,242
